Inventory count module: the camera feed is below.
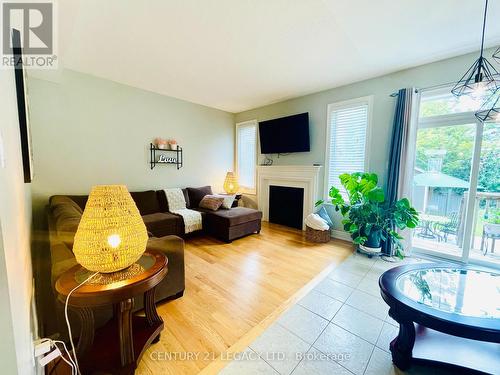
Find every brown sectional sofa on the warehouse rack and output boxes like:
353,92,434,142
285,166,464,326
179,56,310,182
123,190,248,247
46,194,186,338
134,186,262,242
45,185,261,339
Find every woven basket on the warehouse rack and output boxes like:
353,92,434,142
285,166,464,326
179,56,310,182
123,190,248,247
305,226,331,243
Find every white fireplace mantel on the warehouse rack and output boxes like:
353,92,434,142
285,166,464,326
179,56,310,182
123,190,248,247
256,165,322,230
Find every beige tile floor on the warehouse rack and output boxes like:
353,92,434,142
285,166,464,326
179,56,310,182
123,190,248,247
220,254,458,375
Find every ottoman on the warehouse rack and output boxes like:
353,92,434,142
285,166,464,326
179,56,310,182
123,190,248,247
199,207,262,242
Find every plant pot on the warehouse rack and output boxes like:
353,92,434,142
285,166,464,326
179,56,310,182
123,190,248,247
169,144,177,150
157,144,166,149
365,229,382,248
359,244,382,254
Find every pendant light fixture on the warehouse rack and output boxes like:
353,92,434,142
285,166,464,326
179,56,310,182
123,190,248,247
451,0,499,99
493,46,500,63
475,89,500,123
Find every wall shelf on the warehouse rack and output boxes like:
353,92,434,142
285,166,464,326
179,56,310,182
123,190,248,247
150,143,183,170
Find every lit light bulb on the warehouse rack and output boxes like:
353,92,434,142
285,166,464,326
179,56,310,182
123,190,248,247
471,81,487,101
107,234,121,248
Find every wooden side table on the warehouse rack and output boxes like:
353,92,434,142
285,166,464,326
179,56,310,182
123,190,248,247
55,250,168,375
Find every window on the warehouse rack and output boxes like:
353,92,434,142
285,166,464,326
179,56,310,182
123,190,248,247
411,87,500,268
236,120,257,193
325,96,372,195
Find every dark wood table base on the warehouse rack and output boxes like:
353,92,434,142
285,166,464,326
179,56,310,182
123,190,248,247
390,322,500,375
55,251,168,375
382,264,500,375
76,288,164,375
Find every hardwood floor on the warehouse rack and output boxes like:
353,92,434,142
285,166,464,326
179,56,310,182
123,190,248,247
136,222,353,375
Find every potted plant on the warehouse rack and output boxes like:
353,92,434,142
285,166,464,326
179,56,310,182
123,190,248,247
316,172,419,258
167,139,178,150
154,137,167,149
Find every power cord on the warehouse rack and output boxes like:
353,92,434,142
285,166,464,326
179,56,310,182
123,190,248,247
51,340,76,375
64,271,99,375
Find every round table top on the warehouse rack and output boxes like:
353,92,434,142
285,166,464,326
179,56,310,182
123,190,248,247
418,213,450,224
56,250,168,307
379,263,500,342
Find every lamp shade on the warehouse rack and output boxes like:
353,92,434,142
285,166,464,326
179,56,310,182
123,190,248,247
73,185,148,273
475,89,500,123
223,172,239,194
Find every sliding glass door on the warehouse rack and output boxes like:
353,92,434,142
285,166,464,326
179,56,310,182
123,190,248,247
469,121,499,265
411,88,499,268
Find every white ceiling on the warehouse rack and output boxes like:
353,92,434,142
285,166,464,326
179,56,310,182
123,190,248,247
57,0,500,113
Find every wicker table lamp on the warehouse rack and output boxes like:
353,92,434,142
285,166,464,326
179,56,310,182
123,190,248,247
223,172,239,194
73,185,148,273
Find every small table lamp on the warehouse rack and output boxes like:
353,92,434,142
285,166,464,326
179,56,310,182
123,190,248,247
73,185,148,273
223,172,239,194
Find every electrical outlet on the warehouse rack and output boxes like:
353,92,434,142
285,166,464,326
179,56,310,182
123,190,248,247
34,338,52,357
39,347,61,367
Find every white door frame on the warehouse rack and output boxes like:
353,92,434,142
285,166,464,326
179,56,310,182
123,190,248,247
411,91,498,269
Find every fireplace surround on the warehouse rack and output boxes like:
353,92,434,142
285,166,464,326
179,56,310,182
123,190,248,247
256,165,321,230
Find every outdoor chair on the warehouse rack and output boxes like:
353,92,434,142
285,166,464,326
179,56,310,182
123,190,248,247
481,223,500,255
437,212,459,243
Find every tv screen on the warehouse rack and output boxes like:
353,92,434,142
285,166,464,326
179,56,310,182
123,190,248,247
259,113,310,154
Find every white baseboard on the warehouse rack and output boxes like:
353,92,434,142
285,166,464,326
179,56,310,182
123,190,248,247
331,229,352,242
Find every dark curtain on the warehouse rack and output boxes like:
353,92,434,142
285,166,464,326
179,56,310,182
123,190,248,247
383,88,412,255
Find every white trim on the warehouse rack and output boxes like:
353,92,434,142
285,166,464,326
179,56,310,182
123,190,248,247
256,165,321,230
412,86,499,268
418,112,477,128
331,229,352,242
461,120,484,263
324,95,373,200
235,120,258,194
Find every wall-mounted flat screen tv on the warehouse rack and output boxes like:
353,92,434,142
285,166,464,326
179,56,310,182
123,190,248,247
258,113,310,154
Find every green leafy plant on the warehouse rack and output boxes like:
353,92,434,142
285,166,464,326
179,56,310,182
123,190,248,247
316,172,419,258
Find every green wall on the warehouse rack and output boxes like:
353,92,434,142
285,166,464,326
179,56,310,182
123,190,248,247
28,69,235,223
235,48,498,199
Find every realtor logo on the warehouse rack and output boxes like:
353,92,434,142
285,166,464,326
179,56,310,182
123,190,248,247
1,1,57,68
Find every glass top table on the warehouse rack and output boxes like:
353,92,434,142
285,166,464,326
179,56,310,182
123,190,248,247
379,263,500,373
396,267,499,319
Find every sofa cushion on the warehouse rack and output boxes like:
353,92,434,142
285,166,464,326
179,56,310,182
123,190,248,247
50,196,83,214
142,212,183,237
199,195,224,211
130,190,161,215
157,189,190,211
213,194,236,209
187,186,213,208
50,197,82,248
198,207,262,226
65,195,89,210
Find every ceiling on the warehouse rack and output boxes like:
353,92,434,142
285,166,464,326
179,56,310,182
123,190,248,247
57,0,500,113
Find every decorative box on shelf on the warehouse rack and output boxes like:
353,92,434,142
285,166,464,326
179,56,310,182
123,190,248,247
150,143,183,170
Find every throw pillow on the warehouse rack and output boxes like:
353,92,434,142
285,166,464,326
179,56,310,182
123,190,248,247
214,194,236,209
317,206,334,229
199,195,224,211
187,185,213,207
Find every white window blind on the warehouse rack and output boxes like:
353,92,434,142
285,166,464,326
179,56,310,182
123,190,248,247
326,99,370,194
236,121,257,191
